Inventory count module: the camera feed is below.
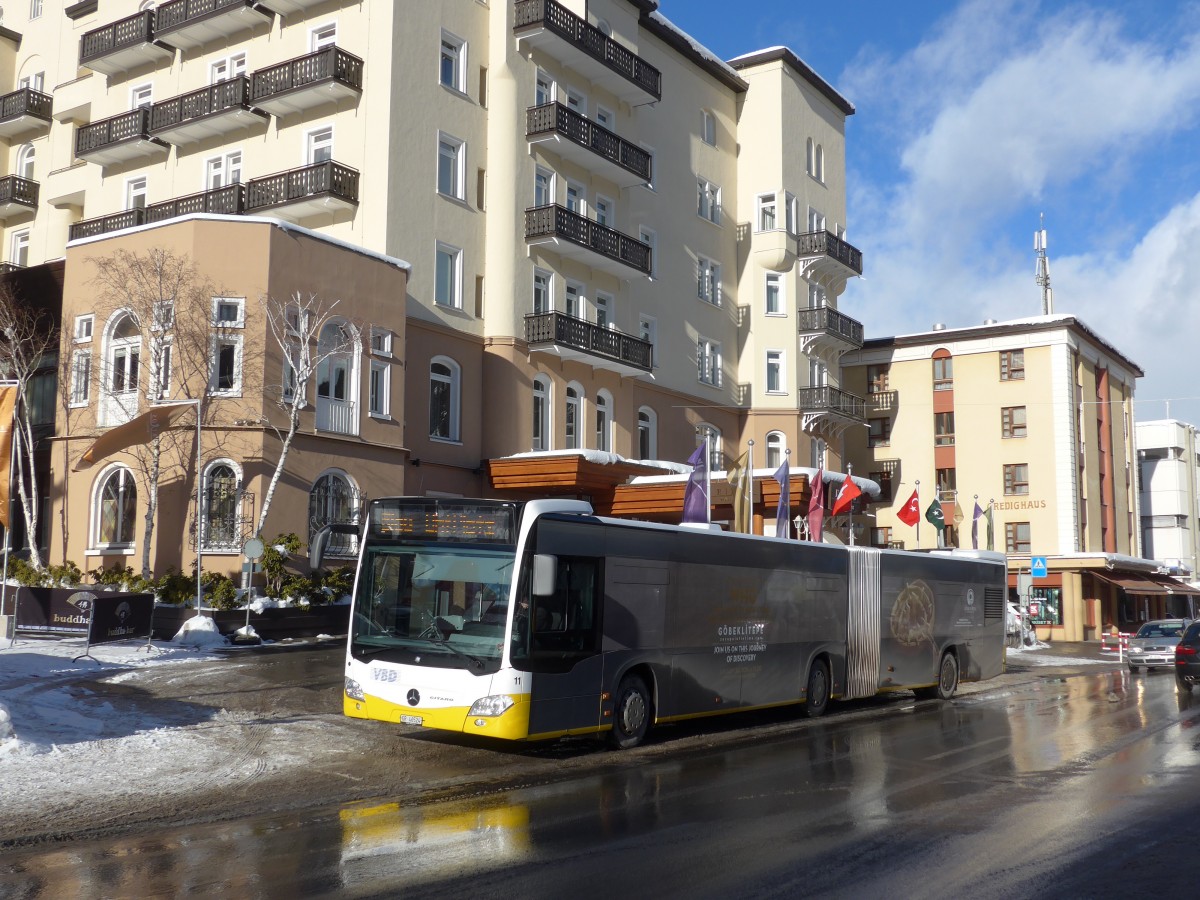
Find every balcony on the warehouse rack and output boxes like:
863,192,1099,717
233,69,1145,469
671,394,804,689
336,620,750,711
256,0,328,13
798,385,866,440
154,0,272,51
0,176,39,220
80,11,174,77
0,88,52,140
797,304,864,365
244,160,359,221
149,77,269,145
795,229,864,292
316,398,357,436
526,102,651,188
249,47,363,117
0,263,26,275
525,204,651,278
76,108,169,167
69,208,146,242
525,312,653,377
514,0,661,105
146,184,245,223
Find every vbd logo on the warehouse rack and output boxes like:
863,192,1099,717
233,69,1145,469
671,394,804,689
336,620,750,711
407,689,421,706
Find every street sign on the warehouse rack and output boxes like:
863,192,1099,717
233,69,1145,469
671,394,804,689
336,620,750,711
1031,556,1048,578
1017,573,1032,599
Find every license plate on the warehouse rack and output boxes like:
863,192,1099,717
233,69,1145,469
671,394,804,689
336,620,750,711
400,714,423,726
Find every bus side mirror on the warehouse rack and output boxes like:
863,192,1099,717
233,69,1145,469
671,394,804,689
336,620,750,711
310,526,331,570
532,554,557,597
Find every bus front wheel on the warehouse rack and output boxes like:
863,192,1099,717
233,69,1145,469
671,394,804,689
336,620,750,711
803,660,830,718
609,675,651,750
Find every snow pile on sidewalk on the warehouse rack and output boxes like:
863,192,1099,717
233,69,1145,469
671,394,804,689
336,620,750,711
173,612,230,648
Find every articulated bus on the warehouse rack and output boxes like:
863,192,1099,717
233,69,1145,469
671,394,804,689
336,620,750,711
313,497,1007,749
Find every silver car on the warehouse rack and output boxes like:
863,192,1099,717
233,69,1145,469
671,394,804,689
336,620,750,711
1127,619,1191,672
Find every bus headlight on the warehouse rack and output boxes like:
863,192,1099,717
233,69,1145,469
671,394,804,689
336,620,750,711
345,677,365,701
468,695,514,717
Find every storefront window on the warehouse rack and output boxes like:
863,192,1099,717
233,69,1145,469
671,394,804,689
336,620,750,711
1026,587,1062,626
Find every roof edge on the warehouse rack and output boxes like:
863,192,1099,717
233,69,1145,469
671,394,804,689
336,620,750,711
729,47,855,116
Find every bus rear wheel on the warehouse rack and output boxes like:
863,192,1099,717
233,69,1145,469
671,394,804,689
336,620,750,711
915,651,959,701
803,660,830,718
609,675,651,749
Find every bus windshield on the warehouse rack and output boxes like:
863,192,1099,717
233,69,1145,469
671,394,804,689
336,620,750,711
350,543,515,672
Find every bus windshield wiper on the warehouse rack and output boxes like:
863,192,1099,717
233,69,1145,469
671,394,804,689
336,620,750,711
419,636,485,670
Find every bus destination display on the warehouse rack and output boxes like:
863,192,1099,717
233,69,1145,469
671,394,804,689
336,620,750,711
369,499,518,544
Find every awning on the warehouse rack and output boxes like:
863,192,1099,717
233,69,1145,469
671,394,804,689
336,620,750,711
1091,571,1200,596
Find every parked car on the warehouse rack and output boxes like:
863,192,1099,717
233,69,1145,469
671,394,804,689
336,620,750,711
1127,619,1191,672
1175,621,1200,690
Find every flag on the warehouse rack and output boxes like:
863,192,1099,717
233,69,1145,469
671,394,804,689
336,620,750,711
831,476,861,517
727,451,750,534
984,503,995,551
806,467,825,542
972,501,984,550
773,460,790,538
0,387,16,529
681,443,709,524
74,401,196,471
896,489,920,527
953,501,964,526
925,499,945,531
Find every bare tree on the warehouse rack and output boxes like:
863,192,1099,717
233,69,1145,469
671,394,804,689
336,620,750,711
84,248,229,578
0,283,59,568
255,291,350,538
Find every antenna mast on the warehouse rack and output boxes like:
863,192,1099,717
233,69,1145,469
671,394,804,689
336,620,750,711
1034,213,1053,315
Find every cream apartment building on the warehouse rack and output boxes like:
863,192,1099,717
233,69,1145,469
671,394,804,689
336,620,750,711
0,0,862,576
1137,419,1200,581
841,315,1200,640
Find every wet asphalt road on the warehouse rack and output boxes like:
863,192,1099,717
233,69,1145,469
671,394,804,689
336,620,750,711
5,652,1200,899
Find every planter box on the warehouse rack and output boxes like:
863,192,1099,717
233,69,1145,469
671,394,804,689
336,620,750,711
151,603,350,641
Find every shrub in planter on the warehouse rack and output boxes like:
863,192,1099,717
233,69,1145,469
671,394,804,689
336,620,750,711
8,557,48,587
262,533,303,597
47,561,84,588
93,563,135,588
202,571,239,611
323,565,354,601
155,569,197,606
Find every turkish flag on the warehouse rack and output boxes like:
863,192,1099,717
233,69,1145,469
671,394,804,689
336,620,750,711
896,489,920,527
831,477,862,516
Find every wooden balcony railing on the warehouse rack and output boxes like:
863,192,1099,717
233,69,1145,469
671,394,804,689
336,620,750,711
526,102,651,182
80,10,155,66
514,0,661,100
797,305,864,346
146,184,245,223
150,77,254,132
0,176,39,209
796,229,864,276
797,385,866,421
525,311,653,372
0,88,52,124
524,204,651,275
156,0,255,32
249,46,363,104
75,107,154,156
69,209,147,242
244,160,359,212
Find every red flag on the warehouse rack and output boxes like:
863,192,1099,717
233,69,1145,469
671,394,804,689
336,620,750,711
831,477,862,516
806,467,824,542
896,489,920,527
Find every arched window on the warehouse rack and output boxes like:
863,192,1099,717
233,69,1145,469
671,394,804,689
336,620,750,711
100,311,142,426
766,431,786,469
309,470,361,558
202,461,241,552
594,390,612,452
806,138,815,176
698,422,722,472
532,375,551,451
637,406,657,460
815,144,824,182
429,355,461,441
810,438,826,469
16,144,34,181
315,319,360,435
565,383,583,449
93,466,137,548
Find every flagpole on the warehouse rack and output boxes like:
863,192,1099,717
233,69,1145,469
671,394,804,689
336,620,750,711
915,479,921,548
746,439,754,535
193,398,204,616
847,463,854,547
704,433,711,524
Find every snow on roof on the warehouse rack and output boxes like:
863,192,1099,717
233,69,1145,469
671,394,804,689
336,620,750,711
630,465,881,499
645,10,744,85
64,213,413,273
502,448,689,473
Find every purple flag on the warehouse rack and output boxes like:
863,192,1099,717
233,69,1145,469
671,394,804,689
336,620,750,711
807,468,825,542
681,443,709,523
773,461,790,538
971,501,984,550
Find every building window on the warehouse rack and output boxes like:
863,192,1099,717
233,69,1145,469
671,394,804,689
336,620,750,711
565,281,583,319
125,176,148,211
870,469,894,504
211,53,247,83
638,407,656,459
765,274,783,315
808,281,826,309
594,195,613,228
806,138,815,176
30,0,43,19
697,256,720,305
368,360,390,417
815,144,824,182
697,179,721,224
429,357,461,441
935,411,955,446
437,133,465,199
638,226,657,277
535,70,553,106
697,338,721,387
435,243,462,308
211,296,245,328
16,144,34,181
370,327,393,357
209,336,243,395
766,350,784,393
206,151,242,189
936,467,957,500
309,471,360,558
698,423,722,472
932,354,953,390
808,207,825,233
1004,463,1030,495
757,193,777,231
533,376,550,451
310,22,337,51
868,417,891,448
867,364,889,394
534,167,554,207
594,292,612,328
701,109,716,145
1001,349,1025,381
150,336,172,400
1002,406,1027,438
130,83,153,109
565,180,584,214
532,269,551,315
565,385,581,449
94,467,136,548
766,431,785,469
10,229,30,267
594,390,611,452
871,527,893,549
639,315,657,367
74,315,94,343
70,349,91,407
1006,521,1032,554
306,125,333,164
201,462,241,552
440,31,466,91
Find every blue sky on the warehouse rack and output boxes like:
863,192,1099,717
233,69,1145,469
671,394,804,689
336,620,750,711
660,0,1200,426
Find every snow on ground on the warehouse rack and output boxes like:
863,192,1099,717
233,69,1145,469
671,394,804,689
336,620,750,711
1007,642,1117,666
